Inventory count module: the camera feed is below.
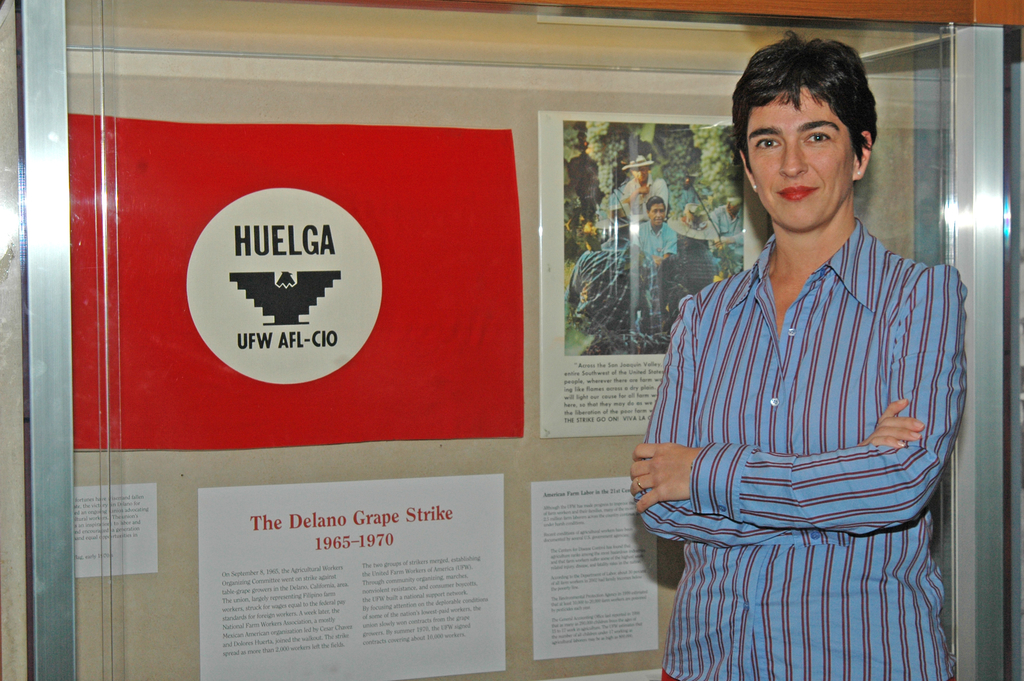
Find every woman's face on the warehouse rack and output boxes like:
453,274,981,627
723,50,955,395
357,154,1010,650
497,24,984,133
742,91,871,240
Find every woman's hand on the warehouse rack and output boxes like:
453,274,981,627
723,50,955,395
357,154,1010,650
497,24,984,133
629,400,922,516
630,443,702,513
859,398,925,449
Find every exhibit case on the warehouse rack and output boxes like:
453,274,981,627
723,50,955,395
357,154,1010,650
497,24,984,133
5,1,1019,680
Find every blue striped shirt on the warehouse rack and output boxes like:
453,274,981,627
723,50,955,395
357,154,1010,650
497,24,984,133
642,222,966,680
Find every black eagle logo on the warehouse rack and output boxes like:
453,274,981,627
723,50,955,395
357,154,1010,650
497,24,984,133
229,270,342,325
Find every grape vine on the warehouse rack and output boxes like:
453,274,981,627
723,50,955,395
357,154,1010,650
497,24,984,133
690,124,742,203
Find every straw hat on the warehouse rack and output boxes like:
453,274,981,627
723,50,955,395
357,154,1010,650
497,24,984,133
621,155,654,170
666,204,716,240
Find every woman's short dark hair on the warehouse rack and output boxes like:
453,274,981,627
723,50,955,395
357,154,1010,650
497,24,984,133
732,32,877,169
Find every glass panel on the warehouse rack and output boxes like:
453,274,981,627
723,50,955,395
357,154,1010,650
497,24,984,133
860,28,957,643
858,29,954,266
65,3,958,679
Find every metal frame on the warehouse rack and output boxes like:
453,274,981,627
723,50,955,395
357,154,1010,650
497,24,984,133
17,0,76,677
953,25,1007,681
7,5,1017,680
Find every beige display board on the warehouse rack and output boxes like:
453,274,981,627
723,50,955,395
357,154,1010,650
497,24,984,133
0,6,26,680
62,3,937,680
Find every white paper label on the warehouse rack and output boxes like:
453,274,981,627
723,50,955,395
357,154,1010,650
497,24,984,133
531,478,658,660
199,475,505,681
74,483,158,578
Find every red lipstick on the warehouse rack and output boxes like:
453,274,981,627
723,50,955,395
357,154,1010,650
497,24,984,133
778,186,817,201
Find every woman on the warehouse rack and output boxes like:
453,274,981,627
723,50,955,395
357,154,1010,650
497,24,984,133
630,34,964,681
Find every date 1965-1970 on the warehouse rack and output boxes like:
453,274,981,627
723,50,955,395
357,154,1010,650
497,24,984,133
315,534,394,550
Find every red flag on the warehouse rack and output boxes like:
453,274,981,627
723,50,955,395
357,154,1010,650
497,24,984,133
71,116,523,450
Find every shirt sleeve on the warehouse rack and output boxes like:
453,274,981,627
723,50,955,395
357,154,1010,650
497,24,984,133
607,184,626,217
640,294,783,546
664,231,678,255
686,264,966,535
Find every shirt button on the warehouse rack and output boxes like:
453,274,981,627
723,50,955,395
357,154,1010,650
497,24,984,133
770,397,780,407
717,505,727,513
787,328,795,336
810,531,821,540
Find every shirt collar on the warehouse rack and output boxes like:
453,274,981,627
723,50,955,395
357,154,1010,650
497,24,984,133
823,220,879,311
724,241,772,312
726,220,880,313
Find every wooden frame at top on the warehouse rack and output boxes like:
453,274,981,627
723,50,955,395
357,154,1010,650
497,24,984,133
511,0,1020,24
337,0,1022,27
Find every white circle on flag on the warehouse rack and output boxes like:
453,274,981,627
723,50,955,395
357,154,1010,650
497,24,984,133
187,188,382,384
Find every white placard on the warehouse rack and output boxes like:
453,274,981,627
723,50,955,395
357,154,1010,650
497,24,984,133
74,483,158,578
199,475,505,681
531,478,658,660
